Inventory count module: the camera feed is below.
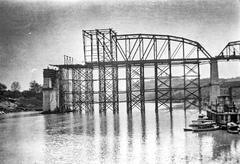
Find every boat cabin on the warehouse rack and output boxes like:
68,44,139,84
215,95,237,113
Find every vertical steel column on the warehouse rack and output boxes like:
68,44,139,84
97,31,106,113
126,64,132,114
183,41,186,111
112,65,119,113
72,68,76,111
83,32,87,63
140,63,145,115
154,63,158,114
105,66,116,112
85,67,94,113
90,34,93,62
79,68,85,112
168,38,173,114
112,33,119,114
98,65,106,113
154,38,158,114
197,48,201,112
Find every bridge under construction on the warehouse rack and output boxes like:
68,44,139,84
42,28,240,115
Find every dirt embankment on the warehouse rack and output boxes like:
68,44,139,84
0,97,42,114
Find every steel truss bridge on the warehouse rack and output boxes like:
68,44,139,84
53,29,240,114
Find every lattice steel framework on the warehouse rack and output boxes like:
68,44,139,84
72,67,94,112
83,29,119,113
115,35,210,113
126,64,145,114
154,63,172,112
183,58,201,110
55,29,214,114
72,68,80,111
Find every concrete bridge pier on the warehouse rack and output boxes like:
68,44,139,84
42,69,60,112
209,59,220,105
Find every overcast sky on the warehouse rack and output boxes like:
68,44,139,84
0,0,240,90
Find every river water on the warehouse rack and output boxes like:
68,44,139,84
0,103,240,164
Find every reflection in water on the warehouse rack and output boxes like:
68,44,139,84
127,113,133,161
140,113,147,163
198,133,204,164
113,114,120,163
210,131,240,163
100,113,107,136
155,113,160,140
127,113,133,138
169,112,175,164
85,113,96,162
0,112,45,164
1,104,240,164
73,112,84,135
141,114,146,142
170,112,173,137
184,110,187,128
99,113,108,163
113,114,120,136
86,113,95,136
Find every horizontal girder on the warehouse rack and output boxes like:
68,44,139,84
52,58,207,69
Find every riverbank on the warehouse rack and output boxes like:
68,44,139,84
0,96,42,114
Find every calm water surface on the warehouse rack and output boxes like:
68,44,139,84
0,103,240,164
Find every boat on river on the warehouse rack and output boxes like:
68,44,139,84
189,114,216,127
184,114,219,132
227,122,239,134
183,127,193,131
192,123,219,132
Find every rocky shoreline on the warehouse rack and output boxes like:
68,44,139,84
0,97,42,115
0,107,42,115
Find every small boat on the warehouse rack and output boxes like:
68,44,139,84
227,129,239,134
189,120,216,127
192,119,213,123
183,128,193,131
186,113,219,132
189,114,216,127
227,122,239,134
192,124,219,132
220,124,227,130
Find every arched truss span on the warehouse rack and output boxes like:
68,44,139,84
83,29,212,64
114,34,212,62
217,41,240,60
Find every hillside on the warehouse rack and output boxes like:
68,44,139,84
144,77,240,101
